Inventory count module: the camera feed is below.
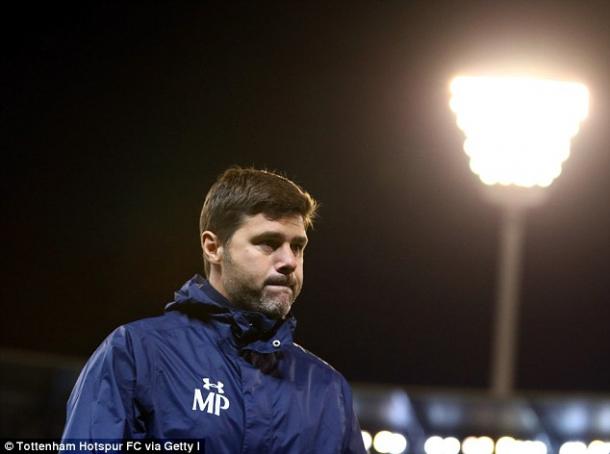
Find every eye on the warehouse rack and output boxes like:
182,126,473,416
257,239,280,252
291,243,305,255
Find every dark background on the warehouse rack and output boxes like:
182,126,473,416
2,2,609,393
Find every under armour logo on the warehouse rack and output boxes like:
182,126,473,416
202,378,224,394
193,377,230,416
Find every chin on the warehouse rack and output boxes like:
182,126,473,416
260,297,293,320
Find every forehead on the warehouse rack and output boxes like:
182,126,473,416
236,213,307,238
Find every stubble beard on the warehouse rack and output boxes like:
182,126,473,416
222,251,298,320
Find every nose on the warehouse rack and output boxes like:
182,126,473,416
275,243,298,275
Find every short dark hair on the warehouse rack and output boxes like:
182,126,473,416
200,167,318,276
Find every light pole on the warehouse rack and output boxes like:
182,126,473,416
449,75,589,398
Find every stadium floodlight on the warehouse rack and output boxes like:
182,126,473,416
588,440,610,454
462,436,495,454
424,436,461,454
373,430,408,454
443,437,461,454
587,441,601,454
361,431,373,451
449,76,589,188
448,74,590,397
522,440,549,454
495,436,517,454
425,436,445,454
495,436,548,454
559,441,588,454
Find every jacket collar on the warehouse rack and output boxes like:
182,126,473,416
166,274,296,351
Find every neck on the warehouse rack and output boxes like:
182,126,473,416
207,271,231,303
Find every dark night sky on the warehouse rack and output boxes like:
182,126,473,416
2,2,609,393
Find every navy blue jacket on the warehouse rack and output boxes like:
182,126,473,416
62,275,366,453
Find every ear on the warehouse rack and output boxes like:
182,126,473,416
201,231,223,265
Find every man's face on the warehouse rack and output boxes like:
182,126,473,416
219,213,307,319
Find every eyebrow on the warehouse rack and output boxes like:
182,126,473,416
251,231,308,246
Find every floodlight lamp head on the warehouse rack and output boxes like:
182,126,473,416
449,76,589,188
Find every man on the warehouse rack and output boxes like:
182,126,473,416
62,167,366,453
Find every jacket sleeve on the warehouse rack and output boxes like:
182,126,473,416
341,378,367,454
61,325,144,440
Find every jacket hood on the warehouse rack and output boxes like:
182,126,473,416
165,274,296,348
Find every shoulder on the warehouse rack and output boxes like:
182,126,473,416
92,311,198,363
288,342,351,385
84,312,198,384
286,342,357,418
103,310,202,347
122,310,188,335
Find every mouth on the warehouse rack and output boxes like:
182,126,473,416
264,284,293,293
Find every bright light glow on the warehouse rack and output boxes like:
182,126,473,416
361,431,372,451
425,436,444,454
560,441,588,454
495,436,547,454
373,430,407,454
449,75,589,188
462,435,494,454
424,436,460,454
588,440,610,454
496,436,515,453
444,437,461,454
523,440,549,454
462,436,479,454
